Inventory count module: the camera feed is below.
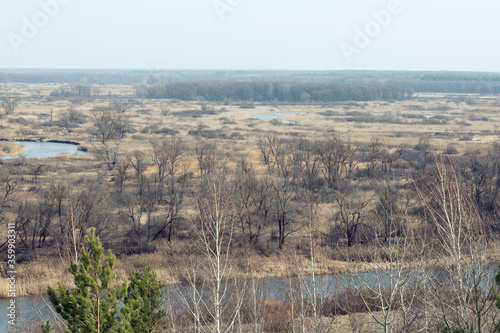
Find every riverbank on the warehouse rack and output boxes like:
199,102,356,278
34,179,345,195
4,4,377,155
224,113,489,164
1,238,401,298
4,238,496,298
0,251,351,297
0,142,25,156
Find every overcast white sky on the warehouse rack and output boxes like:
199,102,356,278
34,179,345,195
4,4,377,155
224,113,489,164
1,0,499,72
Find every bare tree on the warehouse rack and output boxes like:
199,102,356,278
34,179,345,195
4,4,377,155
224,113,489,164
194,141,217,176
120,192,144,239
93,142,120,171
200,100,216,113
90,109,127,143
48,183,69,257
128,150,148,197
153,167,189,242
257,134,283,174
121,167,188,243
59,107,86,132
243,254,268,333
1,96,20,115
375,183,410,243
345,225,424,333
417,155,498,333
286,196,338,333
176,256,206,333
150,136,184,201
233,158,273,248
194,169,243,333
256,134,271,171
0,166,19,226
291,139,321,191
367,137,382,178
331,182,373,247
123,180,158,242
260,141,302,250
460,144,500,228
114,158,130,193
15,201,38,252
273,175,296,250
54,179,114,261
15,190,57,252
110,99,129,113
317,137,356,189
140,180,159,242
415,135,431,164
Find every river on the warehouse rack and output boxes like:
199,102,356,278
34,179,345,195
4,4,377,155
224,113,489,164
1,265,496,330
0,141,86,160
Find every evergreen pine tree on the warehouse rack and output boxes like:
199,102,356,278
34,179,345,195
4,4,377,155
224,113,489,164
120,265,168,332
47,229,129,333
47,228,168,332
41,321,53,333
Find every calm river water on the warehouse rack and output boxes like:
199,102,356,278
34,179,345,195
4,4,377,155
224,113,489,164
0,141,85,159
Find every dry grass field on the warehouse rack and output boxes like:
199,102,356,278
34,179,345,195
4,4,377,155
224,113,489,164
1,83,499,295
2,84,499,146
1,82,500,332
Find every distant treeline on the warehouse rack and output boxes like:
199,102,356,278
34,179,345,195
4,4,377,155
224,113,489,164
134,81,413,102
1,69,500,95
50,84,101,97
392,80,500,94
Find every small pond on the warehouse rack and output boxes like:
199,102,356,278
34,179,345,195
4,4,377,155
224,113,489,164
0,141,86,160
254,112,301,124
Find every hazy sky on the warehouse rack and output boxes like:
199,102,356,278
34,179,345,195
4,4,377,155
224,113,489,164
1,0,499,71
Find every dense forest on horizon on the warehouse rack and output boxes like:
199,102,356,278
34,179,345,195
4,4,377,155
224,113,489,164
134,81,413,102
1,69,500,95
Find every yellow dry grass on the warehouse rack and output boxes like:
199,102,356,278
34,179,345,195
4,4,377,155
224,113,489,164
1,83,500,298
0,142,25,156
